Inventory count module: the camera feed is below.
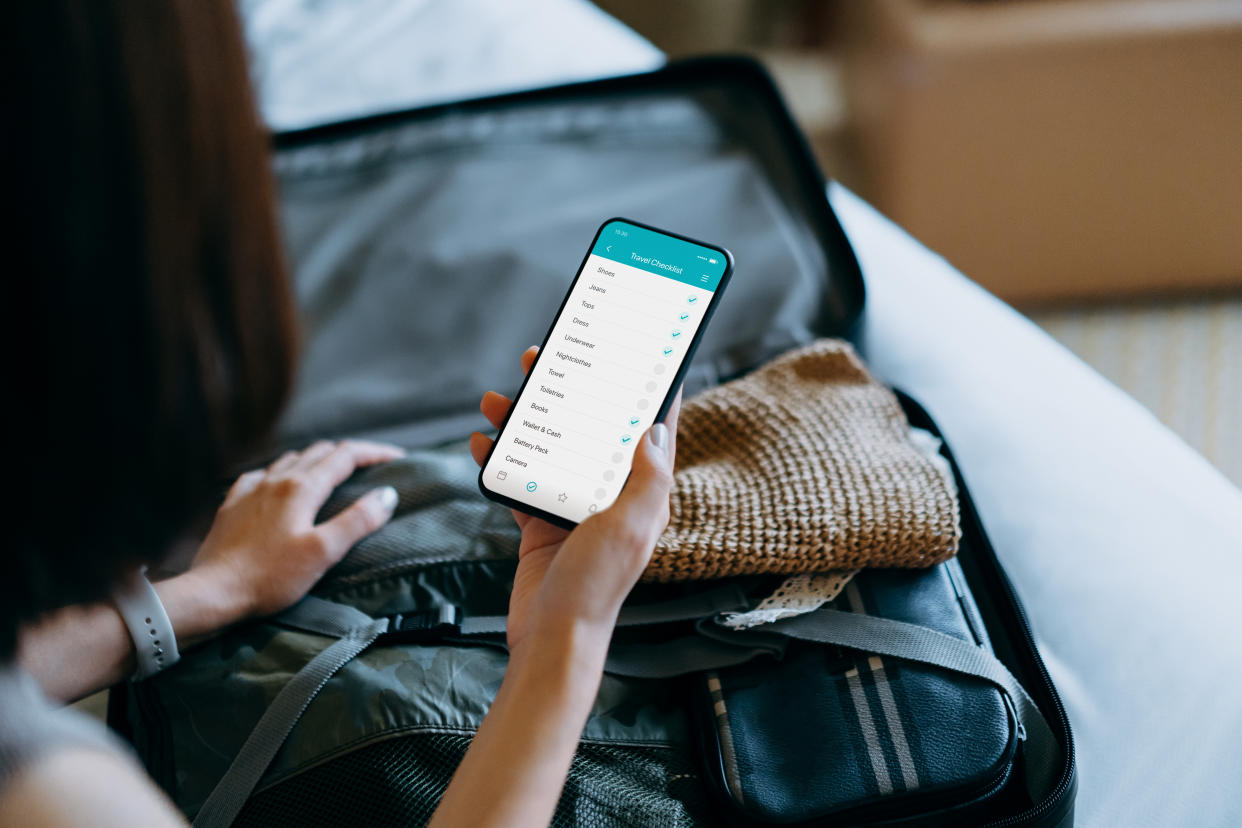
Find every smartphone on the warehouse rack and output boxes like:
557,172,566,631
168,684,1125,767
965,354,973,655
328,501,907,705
478,218,734,529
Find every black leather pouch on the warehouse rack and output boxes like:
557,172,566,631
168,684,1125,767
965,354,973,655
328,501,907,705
697,559,1029,826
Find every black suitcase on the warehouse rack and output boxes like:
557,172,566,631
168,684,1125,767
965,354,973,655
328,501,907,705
120,55,1076,827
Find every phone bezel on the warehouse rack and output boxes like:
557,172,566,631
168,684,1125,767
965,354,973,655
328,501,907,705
476,216,735,530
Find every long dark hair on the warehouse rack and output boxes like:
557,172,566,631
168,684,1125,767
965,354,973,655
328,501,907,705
3,1,298,658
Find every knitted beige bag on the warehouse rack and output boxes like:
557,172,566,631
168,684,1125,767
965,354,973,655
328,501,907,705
646,339,960,582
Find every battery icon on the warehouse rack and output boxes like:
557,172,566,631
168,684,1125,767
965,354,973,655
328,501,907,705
708,257,718,264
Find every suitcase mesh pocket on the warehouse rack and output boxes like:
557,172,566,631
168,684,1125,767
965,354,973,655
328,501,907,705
233,732,710,827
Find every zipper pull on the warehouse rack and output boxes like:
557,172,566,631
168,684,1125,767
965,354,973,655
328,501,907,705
1005,693,1027,741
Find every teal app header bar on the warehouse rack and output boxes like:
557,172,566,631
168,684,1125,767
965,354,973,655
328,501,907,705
590,220,727,291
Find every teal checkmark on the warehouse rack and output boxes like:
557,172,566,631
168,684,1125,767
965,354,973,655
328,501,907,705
679,312,690,320
525,481,537,492
687,296,698,304
620,434,632,444
670,329,682,338
629,417,640,426
662,347,673,356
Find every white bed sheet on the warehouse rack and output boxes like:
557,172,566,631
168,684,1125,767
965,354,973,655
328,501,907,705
243,2,1242,824
837,184,1242,827
241,0,661,131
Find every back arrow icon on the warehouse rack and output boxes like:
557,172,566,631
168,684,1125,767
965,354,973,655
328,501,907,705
606,245,612,252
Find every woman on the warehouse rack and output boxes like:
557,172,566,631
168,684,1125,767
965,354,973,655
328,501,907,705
1,2,677,826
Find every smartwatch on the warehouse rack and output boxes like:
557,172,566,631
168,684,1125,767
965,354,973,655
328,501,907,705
112,566,180,680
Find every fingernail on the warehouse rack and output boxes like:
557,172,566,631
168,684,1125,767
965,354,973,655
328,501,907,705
649,423,668,450
376,486,398,511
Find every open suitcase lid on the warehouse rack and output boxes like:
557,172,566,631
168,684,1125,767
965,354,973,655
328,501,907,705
270,56,865,451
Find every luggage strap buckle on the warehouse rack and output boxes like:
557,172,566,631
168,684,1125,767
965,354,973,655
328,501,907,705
384,605,462,642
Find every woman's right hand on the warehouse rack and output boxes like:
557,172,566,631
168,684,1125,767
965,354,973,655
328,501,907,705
468,346,679,655
432,350,679,828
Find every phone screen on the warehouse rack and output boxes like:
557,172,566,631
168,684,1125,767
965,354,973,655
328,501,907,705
479,218,733,526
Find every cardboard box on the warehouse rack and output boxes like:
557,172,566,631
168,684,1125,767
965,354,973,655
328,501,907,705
837,0,1242,304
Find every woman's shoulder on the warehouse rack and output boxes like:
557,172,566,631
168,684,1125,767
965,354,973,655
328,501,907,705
0,664,183,826
0,744,186,827
0,664,114,788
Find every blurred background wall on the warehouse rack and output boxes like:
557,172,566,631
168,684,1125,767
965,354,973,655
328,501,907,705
595,0,1242,487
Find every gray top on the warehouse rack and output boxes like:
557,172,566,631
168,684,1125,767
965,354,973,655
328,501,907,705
0,663,127,799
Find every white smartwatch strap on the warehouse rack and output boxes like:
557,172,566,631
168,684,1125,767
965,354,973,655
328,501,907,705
113,566,180,680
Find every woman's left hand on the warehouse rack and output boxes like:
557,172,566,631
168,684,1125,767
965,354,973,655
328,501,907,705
187,439,405,622
20,439,406,702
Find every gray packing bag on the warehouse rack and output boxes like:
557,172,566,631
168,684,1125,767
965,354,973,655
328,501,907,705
132,444,724,826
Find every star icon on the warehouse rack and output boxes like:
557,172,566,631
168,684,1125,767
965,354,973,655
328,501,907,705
557,492,568,503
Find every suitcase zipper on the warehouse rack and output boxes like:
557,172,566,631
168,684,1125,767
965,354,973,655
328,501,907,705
896,390,1076,827
951,431,1076,827
981,562,1076,827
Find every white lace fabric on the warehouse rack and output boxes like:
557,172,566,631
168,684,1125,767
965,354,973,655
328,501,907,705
718,570,860,630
